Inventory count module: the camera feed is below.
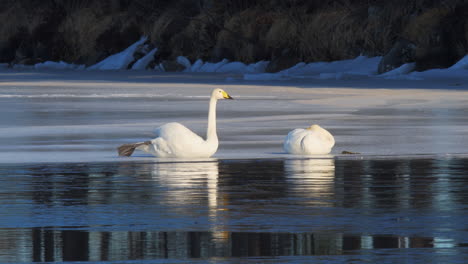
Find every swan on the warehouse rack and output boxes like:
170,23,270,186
283,124,335,155
118,88,233,158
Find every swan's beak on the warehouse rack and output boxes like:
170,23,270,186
222,91,234,100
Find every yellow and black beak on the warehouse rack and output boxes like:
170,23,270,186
222,91,234,99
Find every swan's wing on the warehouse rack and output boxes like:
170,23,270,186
151,122,206,157
284,129,306,153
301,129,334,153
284,128,334,154
148,137,173,156
309,126,335,147
155,122,205,144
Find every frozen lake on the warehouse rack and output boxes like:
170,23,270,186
1,70,468,262
2,69,468,162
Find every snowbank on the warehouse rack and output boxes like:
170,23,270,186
6,35,468,84
177,56,191,70
283,56,381,77
244,54,468,82
34,61,84,70
246,61,269,73
380,63,417,79
244,73,287,81
177,56,269,74
131,47,158,70
88,37,148,70
189,59,204,72
244,56,381,81
216,62,248,73
12,64,34,70
449,54,468,70
295,56,376,77
198,59,228,72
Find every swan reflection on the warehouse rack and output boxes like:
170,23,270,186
284,158,335,206
148,160,228,240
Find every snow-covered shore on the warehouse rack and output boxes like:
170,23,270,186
1,68,468,163
7,37,468,83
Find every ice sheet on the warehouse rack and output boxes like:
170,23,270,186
1,69,468,163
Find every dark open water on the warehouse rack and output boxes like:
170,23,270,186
1,157,468,263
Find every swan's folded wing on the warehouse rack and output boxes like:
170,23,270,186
310,125,335,147
133,137,172,156
301,131,333,154
322,129,335,147
155,122,205,145
284,129,305,154
150,137,173,156
151,122,207,157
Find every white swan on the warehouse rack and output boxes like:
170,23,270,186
118,88,233,158
283,124,335,155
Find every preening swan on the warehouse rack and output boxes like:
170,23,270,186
283,124,335,155
118,88,233,158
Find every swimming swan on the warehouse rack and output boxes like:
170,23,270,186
118,88,233,158
283,124,335,155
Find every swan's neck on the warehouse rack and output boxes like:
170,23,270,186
206,96,218,142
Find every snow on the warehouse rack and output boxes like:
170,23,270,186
4,35,468,85
216,62,248,73
244,73,287,81
285,56,380,76
243,54,468,82
155,63,165,72
7,33,466,83
379,63,422,80
12,64,34,70
88,36,148,70
34,61,84,70
176,56,191,69
244,56,381,81
189,59,204,72
131,47,158,70
381,63,416,77
176,57,268,74
246,60,269,73
198,59,229,72
449,54,468,70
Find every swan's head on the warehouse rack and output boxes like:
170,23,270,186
213,88,234,100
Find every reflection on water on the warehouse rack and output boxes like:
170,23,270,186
147,161,228,241
284,158,335,206
1,158,468,262
147,161,219,209
0,228,440,262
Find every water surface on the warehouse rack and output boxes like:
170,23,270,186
1,157,468,263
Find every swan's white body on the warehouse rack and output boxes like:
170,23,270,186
135,89,233,158
283,124,335,155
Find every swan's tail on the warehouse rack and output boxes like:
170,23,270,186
117,141,151,157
